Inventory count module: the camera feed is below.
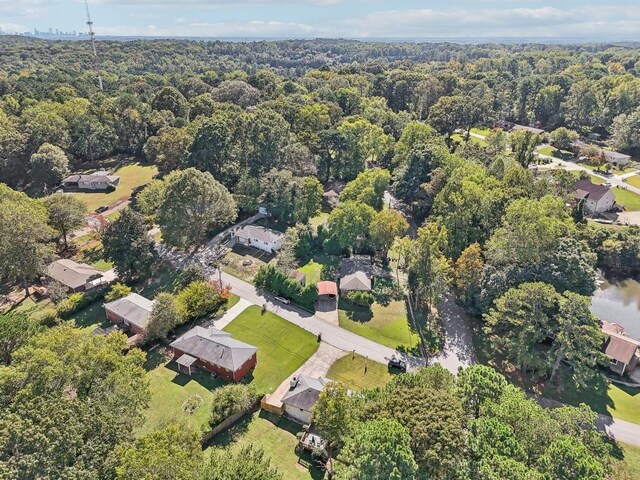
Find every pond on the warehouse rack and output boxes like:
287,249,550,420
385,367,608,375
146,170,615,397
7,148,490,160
590,275,640,339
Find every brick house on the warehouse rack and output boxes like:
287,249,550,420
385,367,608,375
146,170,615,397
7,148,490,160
103,292,155,337
170,326,257,381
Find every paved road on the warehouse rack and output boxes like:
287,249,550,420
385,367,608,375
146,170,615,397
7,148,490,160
430,292,476,373
219,271,424,370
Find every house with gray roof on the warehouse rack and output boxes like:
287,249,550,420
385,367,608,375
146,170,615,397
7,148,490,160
233,225,285,253
281,375,330,424
61,170,120,191
46,259,105,292
104,293,155,336
339,255,376,293
170,326,257,381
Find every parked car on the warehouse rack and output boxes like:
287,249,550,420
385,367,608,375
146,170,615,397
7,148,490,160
274,296,291,305
95,205,109,214
388,356,407,372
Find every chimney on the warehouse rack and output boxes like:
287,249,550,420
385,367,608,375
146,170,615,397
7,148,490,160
290,376,299,389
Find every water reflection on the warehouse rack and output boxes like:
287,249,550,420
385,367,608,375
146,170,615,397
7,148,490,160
590,275,640,339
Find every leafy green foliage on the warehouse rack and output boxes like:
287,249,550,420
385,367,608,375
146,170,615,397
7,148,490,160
176,280,227,321
105,282,132,302
209,384,259,426
254,264,318,309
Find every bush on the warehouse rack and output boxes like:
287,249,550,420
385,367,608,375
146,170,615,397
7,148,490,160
346,291,375,307
254,264,318,309
56,288,107,319
209,384,258,426
180,263,207,287
176,280,226,321
29,307,60,327
105,282,132,302
46,280,68,304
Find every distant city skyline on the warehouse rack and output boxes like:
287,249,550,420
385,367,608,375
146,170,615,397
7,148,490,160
1,1,639,40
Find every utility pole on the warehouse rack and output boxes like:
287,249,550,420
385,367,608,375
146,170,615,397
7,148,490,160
84,0,103,91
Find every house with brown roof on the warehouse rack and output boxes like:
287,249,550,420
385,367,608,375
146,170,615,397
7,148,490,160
170,326,257,381
601,321,640,376
281,375,330,424
511,124,545,135
574,179,616,214
46,259,105,292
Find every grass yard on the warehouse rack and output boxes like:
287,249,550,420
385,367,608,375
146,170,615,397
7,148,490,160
451,133,488,147
613,187,640,212
209,410,323,480
326,353,394,390
223,306,319,394
299,259,322,285
70,232,113,272
537,145,575,161
590,175,606,185
139,348,225,436
71,163,157,212
624,175,640,189
338,299,418,350
620,442,640,478
470,127,491,137
308,212,329,231
220,244,274,283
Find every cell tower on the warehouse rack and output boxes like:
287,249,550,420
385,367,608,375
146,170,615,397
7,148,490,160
84,0,103,91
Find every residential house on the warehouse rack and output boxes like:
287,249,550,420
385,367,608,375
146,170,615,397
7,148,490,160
322,189,340,208
574,179,616,214
103,292,155,337
601,321,640,376
511,124,545,135
339,255,375,293
170,326,257,381
573,140,632,167
61,170,120,191
281,375,330,424
233,225,285,254
46,259,105,292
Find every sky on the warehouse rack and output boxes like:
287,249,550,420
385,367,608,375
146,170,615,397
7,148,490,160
1,0,640,40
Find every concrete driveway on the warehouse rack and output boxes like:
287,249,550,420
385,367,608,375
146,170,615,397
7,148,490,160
314,298,338,325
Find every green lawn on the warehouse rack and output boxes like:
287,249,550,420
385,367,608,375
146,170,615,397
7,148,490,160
223,306,319,394
338,299,418,350
71,163,157,212
590,175,606,185
299,259,322,285
624,175,640,189
470,127,491,137
209,410,322,480
537,145,575,161
621,442,640,478
326,353,394,391
139,348,225,436
613,187,640,212
451,133,488,147
308,212,329,231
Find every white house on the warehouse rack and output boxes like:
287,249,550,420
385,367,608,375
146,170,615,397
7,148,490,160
233,225,285,253
62,170,120,191
575,179,616,214
281,375,330,424
603,150,632,166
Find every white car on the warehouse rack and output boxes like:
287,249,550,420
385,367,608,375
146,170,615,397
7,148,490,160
274,296,291,305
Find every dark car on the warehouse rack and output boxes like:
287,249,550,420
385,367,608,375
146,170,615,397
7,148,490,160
95,205,109,214
388,356,407,372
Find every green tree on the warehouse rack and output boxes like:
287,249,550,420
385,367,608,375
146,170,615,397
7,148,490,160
43,193,86,250
550,127,579,150
510,130,542,167
115,423,202,480
151,86,190,118
146,292,183,341
340,168,391,210
611,108,640,152
135,178,167,217
28,143,69,194
336,118,392,180
102,208,156,282
327,201,376,253
312,383,357,449
485,128,508,156
144,126,193,175
293,176,323,224
0,185,54,295
335,419,418,480
392,121,438,167
370,209,409,258
457,365,507,419
176,280,225,321
454,243,484,312
205,445,282,480
105,282,132,302
0,326,148,479
0,312,40,365
538,436,606,480
157,168,237,249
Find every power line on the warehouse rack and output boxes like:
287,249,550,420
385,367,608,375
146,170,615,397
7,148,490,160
84,0,103,91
